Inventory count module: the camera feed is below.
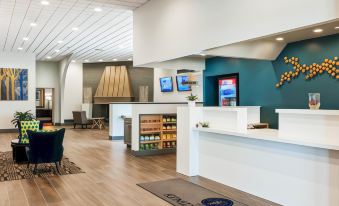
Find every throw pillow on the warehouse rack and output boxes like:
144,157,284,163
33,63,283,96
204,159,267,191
19,120,40,144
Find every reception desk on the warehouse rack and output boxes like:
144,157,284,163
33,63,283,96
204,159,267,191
177,107,339,206
277,109,339,139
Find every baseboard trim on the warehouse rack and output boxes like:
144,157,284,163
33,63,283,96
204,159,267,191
54,122,73,126
132,148,176,156
109,136,124,140
0,129,18,133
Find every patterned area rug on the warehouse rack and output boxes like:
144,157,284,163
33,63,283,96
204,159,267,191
0,151,84,182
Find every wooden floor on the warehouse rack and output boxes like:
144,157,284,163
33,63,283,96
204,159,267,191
0,127,279,206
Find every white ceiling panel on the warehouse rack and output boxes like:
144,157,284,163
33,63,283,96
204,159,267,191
0,0,148,62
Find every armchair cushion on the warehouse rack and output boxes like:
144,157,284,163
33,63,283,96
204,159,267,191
72,111,89,124
19,120,40,144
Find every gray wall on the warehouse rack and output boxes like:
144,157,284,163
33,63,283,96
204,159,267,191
83,61,154,118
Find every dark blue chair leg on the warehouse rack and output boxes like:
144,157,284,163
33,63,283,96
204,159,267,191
33,164,37,174
55,162,60,174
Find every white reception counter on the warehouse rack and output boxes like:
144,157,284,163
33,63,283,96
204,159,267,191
177,107,339,206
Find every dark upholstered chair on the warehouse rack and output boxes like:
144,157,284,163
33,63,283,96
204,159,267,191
72,111,92,129
26,129,65,174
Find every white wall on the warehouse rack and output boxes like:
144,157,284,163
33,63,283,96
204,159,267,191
153,68,203,102
62,62,83,120
109,104,132,137
134,0,338,66
0,52,36,129
36,61,60,123
137,56,205,70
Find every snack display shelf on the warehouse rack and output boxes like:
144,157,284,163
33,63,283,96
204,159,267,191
139,114,177,152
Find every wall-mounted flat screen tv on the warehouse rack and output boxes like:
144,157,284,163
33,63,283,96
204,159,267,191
176,75,191,91
218,74,239,106
160,77,173,92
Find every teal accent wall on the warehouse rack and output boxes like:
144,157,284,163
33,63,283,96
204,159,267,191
204,34,339,128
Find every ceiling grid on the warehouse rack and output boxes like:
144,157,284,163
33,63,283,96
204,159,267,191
0,0,148,62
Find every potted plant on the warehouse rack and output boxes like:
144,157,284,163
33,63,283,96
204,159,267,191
199,122,210,128
186,93,198,107
11,110,35,134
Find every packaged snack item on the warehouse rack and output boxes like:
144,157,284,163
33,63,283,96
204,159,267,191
150,135,155,141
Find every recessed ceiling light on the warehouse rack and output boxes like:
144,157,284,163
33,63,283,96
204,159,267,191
128,58,132,61
58,40,63,44
313,28,323,33
84,60,89,62
335,26,339,30
113,59,118,61
71,60,76,63
41,1,49,5
30,22,37,27
98,59,103,62
18,47,23,50
275,37,284,41
72,27,79,31
46,56,52,59
55,49,60,53
200,53,206,56
23,37,29,41
94,7,102,12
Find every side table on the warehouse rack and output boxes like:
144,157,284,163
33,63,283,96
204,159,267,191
91,117,106,130
11,139,29,163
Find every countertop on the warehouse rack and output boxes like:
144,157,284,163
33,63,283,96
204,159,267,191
276,109,339,115
194,127,339,151
109,102,204,104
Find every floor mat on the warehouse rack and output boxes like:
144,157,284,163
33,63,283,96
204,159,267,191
138,178,249,206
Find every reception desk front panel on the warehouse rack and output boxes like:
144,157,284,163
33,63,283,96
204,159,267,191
177,107,339,206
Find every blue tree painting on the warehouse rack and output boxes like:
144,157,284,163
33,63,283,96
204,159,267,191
0,68,28,101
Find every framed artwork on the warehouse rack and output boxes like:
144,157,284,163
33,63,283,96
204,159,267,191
0,68,28,101
36,88,45,108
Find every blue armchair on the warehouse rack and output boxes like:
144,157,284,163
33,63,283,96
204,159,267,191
26,128,65,174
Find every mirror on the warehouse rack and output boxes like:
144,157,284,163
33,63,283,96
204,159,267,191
36,88,45,108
